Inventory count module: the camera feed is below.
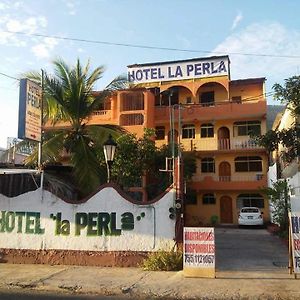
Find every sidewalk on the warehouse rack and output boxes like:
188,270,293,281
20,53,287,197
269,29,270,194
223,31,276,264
0,263,299,299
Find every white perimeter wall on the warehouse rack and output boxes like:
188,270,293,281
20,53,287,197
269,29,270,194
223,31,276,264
0,187,176,252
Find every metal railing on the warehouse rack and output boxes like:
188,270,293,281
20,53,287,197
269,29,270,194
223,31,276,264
192,173,264,182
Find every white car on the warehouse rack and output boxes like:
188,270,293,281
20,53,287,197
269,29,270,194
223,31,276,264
238,207,264,226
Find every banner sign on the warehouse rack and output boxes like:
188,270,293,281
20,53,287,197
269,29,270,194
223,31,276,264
127,56,229,84
183,227,215,278
18,79,42,142
290,212,300,274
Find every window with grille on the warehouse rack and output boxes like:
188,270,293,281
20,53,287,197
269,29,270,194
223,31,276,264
155,126,165,140
121,92,144,111
235,156,262,172
182,124,195,139
201,123,214,138
203,193,216,205
233,121,261,136
120,114,144,126
201,157,215,173
237,193,264,208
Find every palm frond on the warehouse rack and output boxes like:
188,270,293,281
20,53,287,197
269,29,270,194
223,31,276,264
24,131,65,166
105,74,129,91
70,135,105,194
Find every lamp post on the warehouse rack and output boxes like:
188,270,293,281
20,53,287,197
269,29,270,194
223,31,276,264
103,134,117,183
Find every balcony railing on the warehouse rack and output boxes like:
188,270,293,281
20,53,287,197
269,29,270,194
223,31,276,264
192,173,264,182
154,100,266,122
180,138,264,151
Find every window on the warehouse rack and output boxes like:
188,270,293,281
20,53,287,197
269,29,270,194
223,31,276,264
155,126,165,140
186,189,197,205
201,123,214,138
232,96,242,104
203,193,216,205
161,87,179,106
201,158,215,173
121,92,144,111
237,194,264,209
120,114,144,126
182,124,195,139
186,96,192,104
235,156,262,172
233,121,261,136
200,91,214,106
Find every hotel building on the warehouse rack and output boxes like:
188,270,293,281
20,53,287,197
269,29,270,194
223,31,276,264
86,55,270,225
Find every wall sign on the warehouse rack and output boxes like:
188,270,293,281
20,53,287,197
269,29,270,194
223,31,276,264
183,227,215,278
127,56,229,84
290,212,300,274
0,186,175,252
18,78,42,142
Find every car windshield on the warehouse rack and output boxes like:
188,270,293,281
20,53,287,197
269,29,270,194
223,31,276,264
241,208,259,213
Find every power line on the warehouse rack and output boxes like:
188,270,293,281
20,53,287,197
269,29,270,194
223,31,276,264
3,30,300,59
0,72,19,81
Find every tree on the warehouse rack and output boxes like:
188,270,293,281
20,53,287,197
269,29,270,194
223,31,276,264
25,58,127,195
110,129,197,200
262,180,290,231
256,76,300,162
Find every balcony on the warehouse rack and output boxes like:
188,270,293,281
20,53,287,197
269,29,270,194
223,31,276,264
88,110,113,124
190,173,267,191
180,137,265,152
154,100,266,123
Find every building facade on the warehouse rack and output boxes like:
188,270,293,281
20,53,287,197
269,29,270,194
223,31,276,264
81,56,270,225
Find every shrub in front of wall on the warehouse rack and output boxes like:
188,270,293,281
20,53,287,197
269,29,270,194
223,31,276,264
141,250,183,271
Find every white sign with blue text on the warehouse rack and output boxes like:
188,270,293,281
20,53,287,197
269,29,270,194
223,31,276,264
128,57,229,84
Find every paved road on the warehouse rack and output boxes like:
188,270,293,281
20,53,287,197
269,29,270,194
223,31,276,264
0,289,131,300
0,228,294,299
215,227,288,271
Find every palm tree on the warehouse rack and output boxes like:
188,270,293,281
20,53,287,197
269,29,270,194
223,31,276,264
24,58,128,195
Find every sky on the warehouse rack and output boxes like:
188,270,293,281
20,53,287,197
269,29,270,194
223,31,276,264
1,0,300,148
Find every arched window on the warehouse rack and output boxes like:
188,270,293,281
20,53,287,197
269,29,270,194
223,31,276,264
203,193,216,205
235,156,262,172
237,194,264,208
155,126,165,140
182,124,195,139
201,158,215,173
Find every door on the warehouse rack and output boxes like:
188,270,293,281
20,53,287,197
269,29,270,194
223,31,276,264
219,161,231,181
220,196,233,223
218,127,230,150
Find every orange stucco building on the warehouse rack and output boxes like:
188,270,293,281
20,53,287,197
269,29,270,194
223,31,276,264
88,55,270,225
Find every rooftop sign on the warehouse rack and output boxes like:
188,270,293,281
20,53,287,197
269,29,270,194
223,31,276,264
18,79,42,142
128,56,229,84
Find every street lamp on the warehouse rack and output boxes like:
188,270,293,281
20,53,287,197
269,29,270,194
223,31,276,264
103,134,117,183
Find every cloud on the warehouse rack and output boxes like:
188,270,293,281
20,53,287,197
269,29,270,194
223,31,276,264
212,22,300,87
31,37,58,59
231,11,243,30
63,0,80,15
0,15,48,47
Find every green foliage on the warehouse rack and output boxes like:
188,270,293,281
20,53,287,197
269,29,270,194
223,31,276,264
273,75,300,116
210,215,218,225
24,58,127,196
142,250,183,271
261,180,290,231
254,129,280,153
256,76,300,164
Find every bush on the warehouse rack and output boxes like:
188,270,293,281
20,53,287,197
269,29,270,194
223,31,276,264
210,215,218,225
142,250,183,271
